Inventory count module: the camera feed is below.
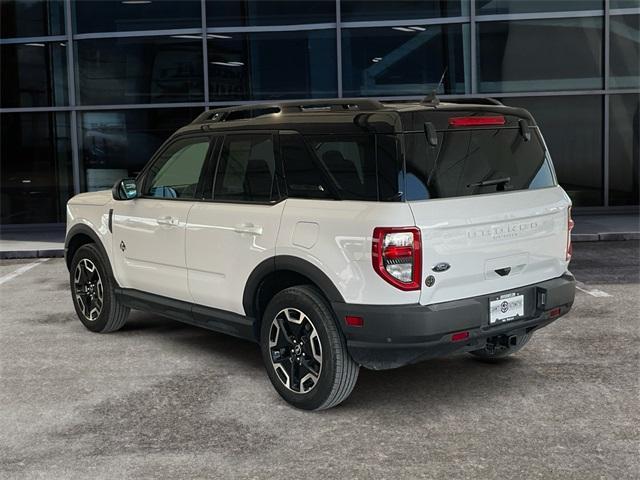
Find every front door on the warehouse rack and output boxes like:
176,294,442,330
186,132,285,315
112,135,213,302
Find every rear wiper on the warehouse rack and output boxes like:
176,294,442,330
467,177,511,191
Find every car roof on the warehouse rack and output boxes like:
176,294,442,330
175,97,536,137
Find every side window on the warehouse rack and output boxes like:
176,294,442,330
213,134,276,202
305,134,378,200
145,137,211,199
280,132,330,199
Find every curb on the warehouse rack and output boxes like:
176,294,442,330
572,232,640,242
0,249,64,260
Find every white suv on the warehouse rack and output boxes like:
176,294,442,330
65,98,576,410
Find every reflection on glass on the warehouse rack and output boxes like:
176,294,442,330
1,42,68,108
0,112,72,224
610,95,640,206
502,96,603,206
74,0,201,33
76,37,204,105
78,108,203,191
206,0,335,26
476,0,603,15
208,30,336,100
0,0,64,38
342,24,468,97
610,15,639,89
478,17,603,93
341,1,466,22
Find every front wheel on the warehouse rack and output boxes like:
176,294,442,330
70,244,129,333
260,286,359,411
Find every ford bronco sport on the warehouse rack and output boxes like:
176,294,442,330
65,98,576,410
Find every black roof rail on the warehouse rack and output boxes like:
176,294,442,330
441,97,503,106
191,98,385,124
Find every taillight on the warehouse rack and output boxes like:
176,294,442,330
449,116,506,127
372,227,422,291
566,207,574,262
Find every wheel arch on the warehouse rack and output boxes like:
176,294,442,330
243,256,345,339
65,224,110,273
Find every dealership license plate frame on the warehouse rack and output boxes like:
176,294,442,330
489,292,525,325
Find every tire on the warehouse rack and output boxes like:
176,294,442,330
469,333,532,362
260,285,359,411
70,243,130,333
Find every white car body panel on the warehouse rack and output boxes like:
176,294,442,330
66,190,116,273
111,198,194,302
409,186,571,305
276,199,420,305
185,201,286,315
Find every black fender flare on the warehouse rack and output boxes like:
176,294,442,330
64,224,111,274
242,255,345,318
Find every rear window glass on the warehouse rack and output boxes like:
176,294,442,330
403,127,555,200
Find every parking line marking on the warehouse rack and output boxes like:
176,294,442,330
0,259,49,286
575,281,612,298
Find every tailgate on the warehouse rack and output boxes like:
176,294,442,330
409,187,571,305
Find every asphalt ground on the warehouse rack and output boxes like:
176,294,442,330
1,242,638,479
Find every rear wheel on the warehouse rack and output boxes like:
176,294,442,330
260,286,359,410
469,333,532,362
70,244,129,333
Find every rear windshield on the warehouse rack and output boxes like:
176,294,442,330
403,127,555,201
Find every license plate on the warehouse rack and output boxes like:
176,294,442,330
489,293,524,325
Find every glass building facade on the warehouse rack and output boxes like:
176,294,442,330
1,0,638,225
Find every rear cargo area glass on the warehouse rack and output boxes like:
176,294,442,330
403,128,555,201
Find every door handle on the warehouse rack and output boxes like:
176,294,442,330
156,216,179,226
233,223,263,235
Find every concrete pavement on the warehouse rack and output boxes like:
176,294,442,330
0,241,638,479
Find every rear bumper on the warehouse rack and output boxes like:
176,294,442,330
332,273,575,370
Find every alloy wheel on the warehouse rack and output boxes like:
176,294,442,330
268,308,323,394
73,258,104,322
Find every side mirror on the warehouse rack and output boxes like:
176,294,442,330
112,178,138,201
424,122,438,147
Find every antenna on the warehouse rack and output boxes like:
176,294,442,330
421,66,448,105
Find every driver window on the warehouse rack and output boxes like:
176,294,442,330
145,137,211,199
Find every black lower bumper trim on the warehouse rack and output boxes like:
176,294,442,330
332,273,575,370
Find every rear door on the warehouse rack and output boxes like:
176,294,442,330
186,132,285,315
402,118,571,306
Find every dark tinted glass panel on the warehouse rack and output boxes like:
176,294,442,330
476,0,602,15
208,30,336,100
280,132,331,199
145,137,210,199
611,1,640,8
76,37,203,105
403,129,553,201
610,15,640,89
342,24,468,97
341,0,466,22
0,112,72,224
206,0,335,26
78,108,203,191
0,0,64,38
478,18,603,93
74,0,201,33
1,42,67,108
502,96,603,207
610,95,640,206
213,134,276,202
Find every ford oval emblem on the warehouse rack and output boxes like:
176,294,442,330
432,262,450,273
